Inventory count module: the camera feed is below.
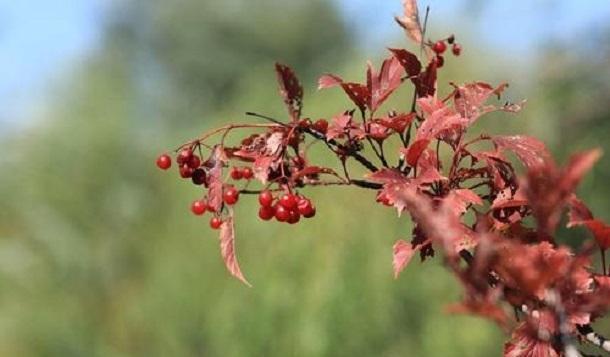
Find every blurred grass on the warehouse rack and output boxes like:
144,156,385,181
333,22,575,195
0,0,609,356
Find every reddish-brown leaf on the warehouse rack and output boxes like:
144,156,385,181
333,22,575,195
492,135,553,170
380,112,415,133
567,195,594,228
453,82,512,123
367,56,405,112
317,74,343,89
275,63,303,121
494,241,571,299
559,148,602,195
445,189,484,216
414,59,437,97
503,323,559,357
317,74,370,112
341,82,370,112
405,139,431,167
326,112,365,141
406,96,466,165
253,156,278,184
206,146,227,212
393,239,416,278
583,220,610,250
366,120,391,141
392,186,474,255
389,48,421,77
219,210,251,287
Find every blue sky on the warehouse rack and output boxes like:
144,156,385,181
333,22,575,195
1,0,610,125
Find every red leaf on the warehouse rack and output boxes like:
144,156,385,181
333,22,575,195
367,56,405,112
491,187,528,210
406,96,466,165
366,120,391,141
368,168,406,185
454,82,508,123
391,185,473,255
567,195,593,228
389,48,421,78
341,82,370,112
504,323,559,357
414,59,437,97
380,112,415,133
447,293,508,328
317,74,343,89
317,74,370,112
275,63,303,121
494,241,571,299
253,156,278,184
445,189,484,216
405,139,430,166
393,239,416,278
368,169,414,215
583,220,610,250
291,166,338,181
326,112,365,141
219,211,251,287
206,146,227,212
492,135,553,170
559,148,602,195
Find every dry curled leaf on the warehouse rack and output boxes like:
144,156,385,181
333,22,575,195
219,210,251,287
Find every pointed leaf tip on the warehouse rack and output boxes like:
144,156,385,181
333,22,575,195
219,213,252,287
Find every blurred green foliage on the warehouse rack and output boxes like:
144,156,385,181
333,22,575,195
0,0,609,356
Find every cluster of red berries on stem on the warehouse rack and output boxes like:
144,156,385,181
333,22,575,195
230,166,254,180
430,34,461,68
190,198,224,229
258,190,315,224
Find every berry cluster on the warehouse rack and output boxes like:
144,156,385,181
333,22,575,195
230,166,254,180
157,140,318,231
430,35,462,68
257,190,315,224
157,146,254,230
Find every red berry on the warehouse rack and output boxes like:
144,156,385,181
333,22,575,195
156,154,172,170
210,217,223,230
298,118,312,129
187,154,201,169
432,40,447,54
223,186,239,205
312,119,328,134
191,168,207,185
230,166,243,180
241,167,254,180
191,200,206,216
206,202,216,213
288,209,301,224
274,204,290,222
177,149,192,165
435,55,444,68
297,198,316,218
258,206,275,221
279,193,297,209
179,164,194,178
258,190,274,207
452,43,462,56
